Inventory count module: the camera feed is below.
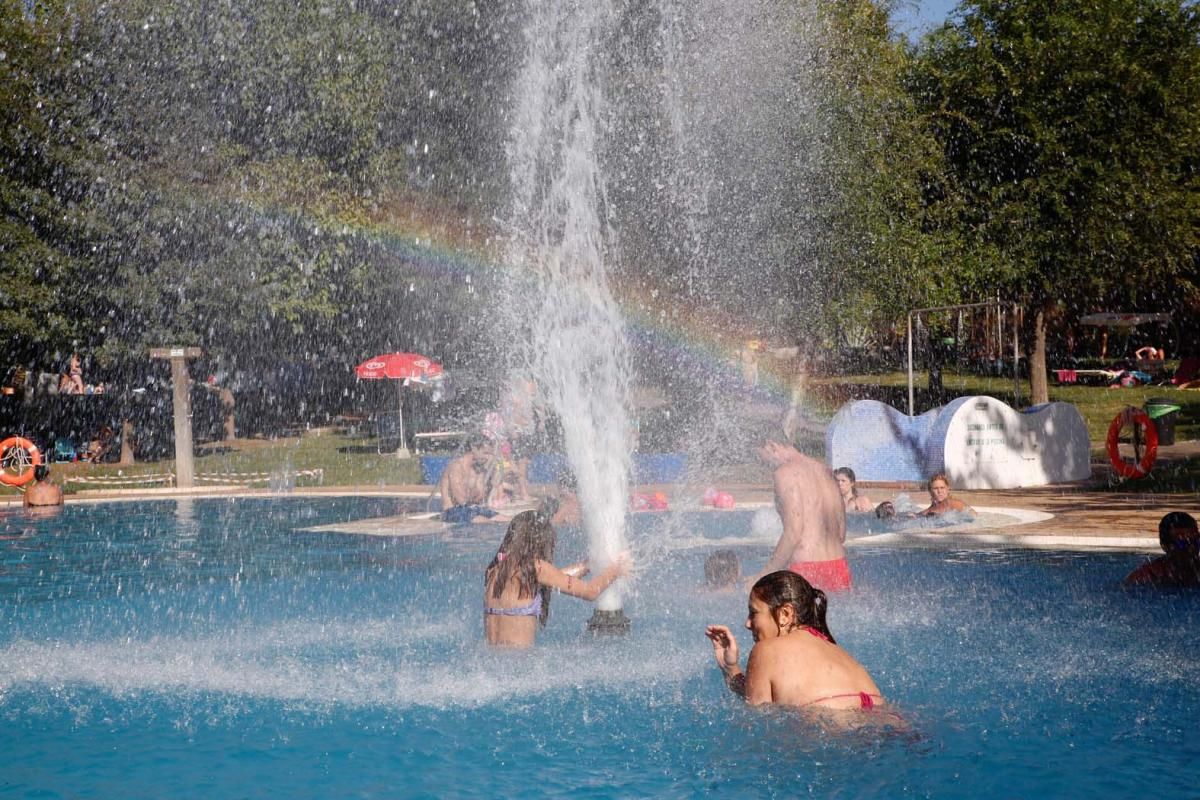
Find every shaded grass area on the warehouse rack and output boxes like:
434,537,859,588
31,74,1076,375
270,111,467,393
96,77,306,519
1095,455,1200,494
1,431,425,497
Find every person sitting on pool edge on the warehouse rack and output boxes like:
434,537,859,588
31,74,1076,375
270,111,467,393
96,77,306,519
1123,512,1200,588
439,434,508,524
704,571,885,711
834,467,874,513
484,509,631,647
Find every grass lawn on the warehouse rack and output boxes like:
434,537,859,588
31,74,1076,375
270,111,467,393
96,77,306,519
1,430,425,498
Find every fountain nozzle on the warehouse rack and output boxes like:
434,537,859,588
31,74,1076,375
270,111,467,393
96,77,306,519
586,608,631,636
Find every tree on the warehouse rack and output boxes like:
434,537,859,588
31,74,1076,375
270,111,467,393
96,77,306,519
912,0,1200,402
0,1,115,368
793,0,1004,367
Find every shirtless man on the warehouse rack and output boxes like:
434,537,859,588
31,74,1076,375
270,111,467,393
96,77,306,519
23,465,63,507
754,437,850,592
439,435,504,524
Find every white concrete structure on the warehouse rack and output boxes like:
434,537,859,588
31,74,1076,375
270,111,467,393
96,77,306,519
827,395,1092,489
935,396,1092,488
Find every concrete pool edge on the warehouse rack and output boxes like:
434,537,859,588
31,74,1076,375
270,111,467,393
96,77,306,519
849,531,1160,553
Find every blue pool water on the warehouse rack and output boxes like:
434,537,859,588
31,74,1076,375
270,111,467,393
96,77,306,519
2,498,1198,798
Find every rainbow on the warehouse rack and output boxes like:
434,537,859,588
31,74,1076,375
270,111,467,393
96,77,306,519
197,173,802,407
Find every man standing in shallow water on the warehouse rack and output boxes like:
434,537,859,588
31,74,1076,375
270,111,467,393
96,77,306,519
752,437,850,592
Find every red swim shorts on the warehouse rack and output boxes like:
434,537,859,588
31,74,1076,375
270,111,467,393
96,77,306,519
787,557,852,592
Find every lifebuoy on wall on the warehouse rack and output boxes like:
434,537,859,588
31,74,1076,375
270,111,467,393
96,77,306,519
0,436,42,487
1106,407,1157,479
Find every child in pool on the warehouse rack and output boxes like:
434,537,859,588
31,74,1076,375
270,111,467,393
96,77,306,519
1124,512,1200,588
704,550,741,592
484,510,631,647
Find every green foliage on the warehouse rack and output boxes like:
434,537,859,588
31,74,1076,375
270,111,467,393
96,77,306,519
911,0,1200,314
0,1,115,365
5,0,1199,429
1,0,510,395
811,0,986,350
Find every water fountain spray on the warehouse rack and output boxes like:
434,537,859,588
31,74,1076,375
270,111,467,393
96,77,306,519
505,0,632,633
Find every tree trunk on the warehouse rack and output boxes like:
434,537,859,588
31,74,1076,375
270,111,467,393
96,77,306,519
1029,308,1049,406
220,388,236,441
119,419,136,465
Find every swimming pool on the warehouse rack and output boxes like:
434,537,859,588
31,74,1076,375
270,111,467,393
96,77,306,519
2,498,1197,798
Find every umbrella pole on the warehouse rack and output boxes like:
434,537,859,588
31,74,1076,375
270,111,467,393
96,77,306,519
396,380,411,459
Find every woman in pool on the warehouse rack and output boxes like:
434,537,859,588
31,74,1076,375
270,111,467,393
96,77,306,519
834,467,874,513
704,571,884,710
484,509,631,647
918,473,975,518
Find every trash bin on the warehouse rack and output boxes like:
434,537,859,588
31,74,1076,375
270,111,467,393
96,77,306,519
1144,398,1182,446
375,412,402,453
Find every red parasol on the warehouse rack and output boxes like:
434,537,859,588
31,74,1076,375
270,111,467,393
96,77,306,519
353,353,444,456
354,352,444,382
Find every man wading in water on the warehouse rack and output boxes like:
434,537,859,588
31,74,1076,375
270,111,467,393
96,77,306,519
750,436,850,592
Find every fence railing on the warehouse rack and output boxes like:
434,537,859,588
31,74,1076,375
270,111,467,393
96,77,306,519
63,468,324,488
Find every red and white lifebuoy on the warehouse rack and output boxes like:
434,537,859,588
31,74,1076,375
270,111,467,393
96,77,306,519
0,436,42,487
1106,408,1157,479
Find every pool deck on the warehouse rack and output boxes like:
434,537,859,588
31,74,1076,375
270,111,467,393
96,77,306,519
2,476,1181,552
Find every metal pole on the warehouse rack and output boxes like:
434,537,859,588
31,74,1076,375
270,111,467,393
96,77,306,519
907,312,915,416
396,380,411,459
997,294,1003,367
1013,303,1021,408
957,310,963,365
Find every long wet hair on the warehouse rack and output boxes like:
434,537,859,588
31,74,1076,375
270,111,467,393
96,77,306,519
485,510,556,626
750,571,835,644
834,467,858,497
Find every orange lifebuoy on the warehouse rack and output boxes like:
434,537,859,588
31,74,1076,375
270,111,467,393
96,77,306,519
1106,408,1157,479
0,436,42,487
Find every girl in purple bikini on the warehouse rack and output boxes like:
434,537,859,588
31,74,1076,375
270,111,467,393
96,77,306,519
483,510,630,647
